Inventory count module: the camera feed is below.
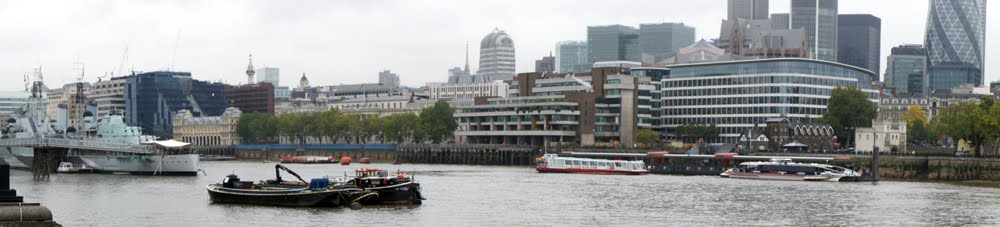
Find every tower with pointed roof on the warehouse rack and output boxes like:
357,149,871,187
245,54,255,84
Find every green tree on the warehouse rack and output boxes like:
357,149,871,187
417,100,457,143
907,120,932,144
821,87,877,147
676,122,720,143
635,129,661,148
934,97,995,157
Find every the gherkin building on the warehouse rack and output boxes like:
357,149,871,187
924,0,986,90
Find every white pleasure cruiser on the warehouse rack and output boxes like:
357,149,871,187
720,158,861,182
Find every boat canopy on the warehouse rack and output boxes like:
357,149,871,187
782,142,808,148
147,139,191,148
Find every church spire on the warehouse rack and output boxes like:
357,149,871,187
464,42,470,75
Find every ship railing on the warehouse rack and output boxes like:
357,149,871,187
0,138,159,154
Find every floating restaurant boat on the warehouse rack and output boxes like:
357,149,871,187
720,158,862,182
207,164,369,207
535,154,649,175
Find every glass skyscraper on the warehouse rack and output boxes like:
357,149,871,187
728,0,769,21
837,14,881,75
791,0,838,62
587,25,639,64
555,41,589,73
925,0,986,90
638,23,696,61
884,45,928,96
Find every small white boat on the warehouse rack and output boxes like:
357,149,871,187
536,154,649,175
56,162,93,173
720,158,861,182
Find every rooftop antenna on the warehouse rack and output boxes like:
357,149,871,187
115,45,129,77
170,29,181,71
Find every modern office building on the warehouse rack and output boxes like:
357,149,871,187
925,0,987,90
884,45,928,96
427,81,509,99
771,13,790,29
728,0,769,21
588,25,640,64
91,77,128,118
790,0,838,61
0,91,31,118
46,82,91,131
226,83,275,114
661,58,877,143
256,67,280,86
378,70,400,88
535,54,555,74
638,23,696,63
555,41,589,73
455,66,655,147
173,107,241,147
478,28,516,81
838,14,881,74
124,71,228,139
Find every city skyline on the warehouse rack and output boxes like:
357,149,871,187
1,0,998,90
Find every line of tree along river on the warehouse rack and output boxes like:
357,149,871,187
236,100,458,144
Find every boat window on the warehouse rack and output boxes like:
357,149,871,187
564,160,572,166
573,160,582,166
615,162,622,167
598,162,607,168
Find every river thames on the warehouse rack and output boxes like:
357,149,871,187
9,161,1000,226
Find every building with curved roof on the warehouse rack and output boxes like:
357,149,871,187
478,28,516,81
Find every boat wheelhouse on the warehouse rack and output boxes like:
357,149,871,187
720,158,861,181
536,154,648,175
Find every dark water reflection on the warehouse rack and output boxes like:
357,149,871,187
9,161,1000,226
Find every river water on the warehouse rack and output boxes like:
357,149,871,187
9,161,1000,226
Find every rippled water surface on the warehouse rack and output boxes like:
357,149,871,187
10,161,1000,226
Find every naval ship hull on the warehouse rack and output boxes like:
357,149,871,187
7,147,200,176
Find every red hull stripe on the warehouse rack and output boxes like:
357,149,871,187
536,167,649,175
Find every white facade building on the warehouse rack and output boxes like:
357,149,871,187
478,28,516,81
427,82,509,99
173,107,241,146
91,77,128,118
855,110,907,153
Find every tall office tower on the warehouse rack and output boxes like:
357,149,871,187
791,0,838,61
257,67,280,86
884,45,928,96
771,13,790,29
534,54,555,74
638,23,696,64
838,14,882,74
588,25,640,64
478,28,516,81
925,0,987,90
378,70,400,88
728,0,769,21
555,41,589,73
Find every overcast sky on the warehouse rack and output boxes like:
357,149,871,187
0,0,997,90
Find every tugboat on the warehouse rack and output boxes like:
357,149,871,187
349,168,425,205
206,164,370,207
720,158,862,182
535,154,649,175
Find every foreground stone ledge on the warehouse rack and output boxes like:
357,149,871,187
0,202,59,227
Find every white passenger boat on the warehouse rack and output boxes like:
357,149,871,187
720,158,861,182
536,154,649,175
